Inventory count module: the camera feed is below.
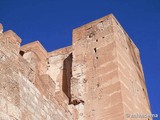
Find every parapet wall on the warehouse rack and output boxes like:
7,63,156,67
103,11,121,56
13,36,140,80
0,14,152,120
0,26,75,119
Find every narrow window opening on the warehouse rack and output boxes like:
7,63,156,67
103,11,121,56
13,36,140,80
96,39,98,42
62,53,73,103
102,36,105,39
47,58,50,64
96,57,98,59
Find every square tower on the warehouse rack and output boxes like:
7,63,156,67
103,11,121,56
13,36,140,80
71,14,152,120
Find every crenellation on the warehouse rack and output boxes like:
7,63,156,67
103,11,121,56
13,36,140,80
3,30,21,44
0,32,20,60
0,14,152,120
48,46,72,57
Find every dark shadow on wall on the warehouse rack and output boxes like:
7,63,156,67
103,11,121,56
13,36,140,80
62,53,72,103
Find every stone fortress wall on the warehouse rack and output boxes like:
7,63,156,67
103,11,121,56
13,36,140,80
0,14,152,120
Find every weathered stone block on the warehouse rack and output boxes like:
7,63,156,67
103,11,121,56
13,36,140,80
7,102,21,119
0,96,7,113
0,76,20,106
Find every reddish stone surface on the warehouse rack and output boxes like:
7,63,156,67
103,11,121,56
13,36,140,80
0,14,152,120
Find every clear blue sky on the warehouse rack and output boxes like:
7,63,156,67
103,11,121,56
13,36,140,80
0,0,159,118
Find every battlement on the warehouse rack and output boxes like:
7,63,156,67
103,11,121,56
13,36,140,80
0,14,152,120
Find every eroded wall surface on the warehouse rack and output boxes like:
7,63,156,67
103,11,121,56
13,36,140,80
0,14,152,120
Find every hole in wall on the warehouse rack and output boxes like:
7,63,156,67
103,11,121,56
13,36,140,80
46,58,49,64
96,57,98,59
94,48,97,53
142,88,145,91
96,39,98,42
89,32,95,38
83,79,87,83
19,50,25,56
72,99,85,105
97,83,100,87
142,88,146,99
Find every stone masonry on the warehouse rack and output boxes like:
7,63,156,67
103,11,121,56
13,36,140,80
0,14,152,120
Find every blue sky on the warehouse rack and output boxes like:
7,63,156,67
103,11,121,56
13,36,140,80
0,0,159,118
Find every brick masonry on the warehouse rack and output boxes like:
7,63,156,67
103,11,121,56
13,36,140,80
0,14,152,120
